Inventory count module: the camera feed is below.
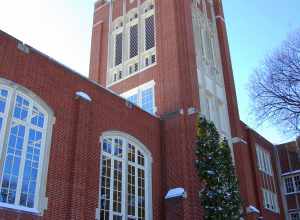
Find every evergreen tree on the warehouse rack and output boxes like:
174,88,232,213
195,116,242,220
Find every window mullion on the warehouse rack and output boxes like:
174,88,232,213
33,125,47,210
135,152,139,219
109,151,114,220
15,100,33,205
123,138,128,220
0,89,15,177
14,121,29,206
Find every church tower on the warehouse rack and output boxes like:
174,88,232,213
89,0,256,219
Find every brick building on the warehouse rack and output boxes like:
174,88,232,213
0,0,288,219
277,138,300,220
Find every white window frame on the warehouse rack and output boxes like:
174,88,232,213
284,174,300,195
0,77,54,215
262,188,279,213
121,80,156,115
256,144,273,176
290,211,300,220
108,0,156,86
97,131,153,220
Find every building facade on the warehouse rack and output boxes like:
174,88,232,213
277,138,300,220
0,0,288,219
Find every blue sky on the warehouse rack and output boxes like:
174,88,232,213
222,0,300,143
0,0,299,143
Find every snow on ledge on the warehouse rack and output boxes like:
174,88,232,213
246,205,260,214
165,187,186,200
75,91,92,102
281,169,300,177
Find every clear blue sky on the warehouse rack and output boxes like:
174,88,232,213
0,0,299,143
222,0,300,143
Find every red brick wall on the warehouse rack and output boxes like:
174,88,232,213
0,30,163,220
277,141,300,215
240,123,285,220
89,1,286,220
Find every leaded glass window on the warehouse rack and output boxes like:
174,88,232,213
115,33,123,66
145,15,155,50
0,82,53,213
130,25,138,58
99,135,150,220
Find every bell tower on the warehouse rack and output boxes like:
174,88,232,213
89,0,255,219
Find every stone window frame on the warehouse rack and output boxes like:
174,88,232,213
108,0,156,86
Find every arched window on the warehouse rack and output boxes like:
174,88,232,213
99,132,152,220
0,78,54,214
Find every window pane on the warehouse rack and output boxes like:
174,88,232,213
103,138,112,154
113,160,122,213
141,88,154,114
130,24,138,58
128,143,136,163
0,89,8,113
145,15,155,50
285,177,294,193
291,213,300,220
294,175,300,191
128,94,138,105
100,155,112,219
31,106,45,128
13,95,29,121
137,151,145,166
20,129,42,208
115,33,123,66
114,138,123,158
138,169,145,220
128,165,136,216
0,123,25,204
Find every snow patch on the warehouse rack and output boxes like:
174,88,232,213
76,91,92,102
165,187,186,199
246,205,260,214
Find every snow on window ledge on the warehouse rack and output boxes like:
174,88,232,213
165,187,187,200
75,91,92,102
246,205,260,214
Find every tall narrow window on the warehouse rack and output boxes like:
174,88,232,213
262,188,279,213
99,133,151,220
0,80,53,213
145,15,155,50
256,145,273,176
130,24,138,58
115,33,123,66
108,1,156,85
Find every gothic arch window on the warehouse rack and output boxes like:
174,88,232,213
0,78,54,214
98,131,152,220
108,0,156,85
